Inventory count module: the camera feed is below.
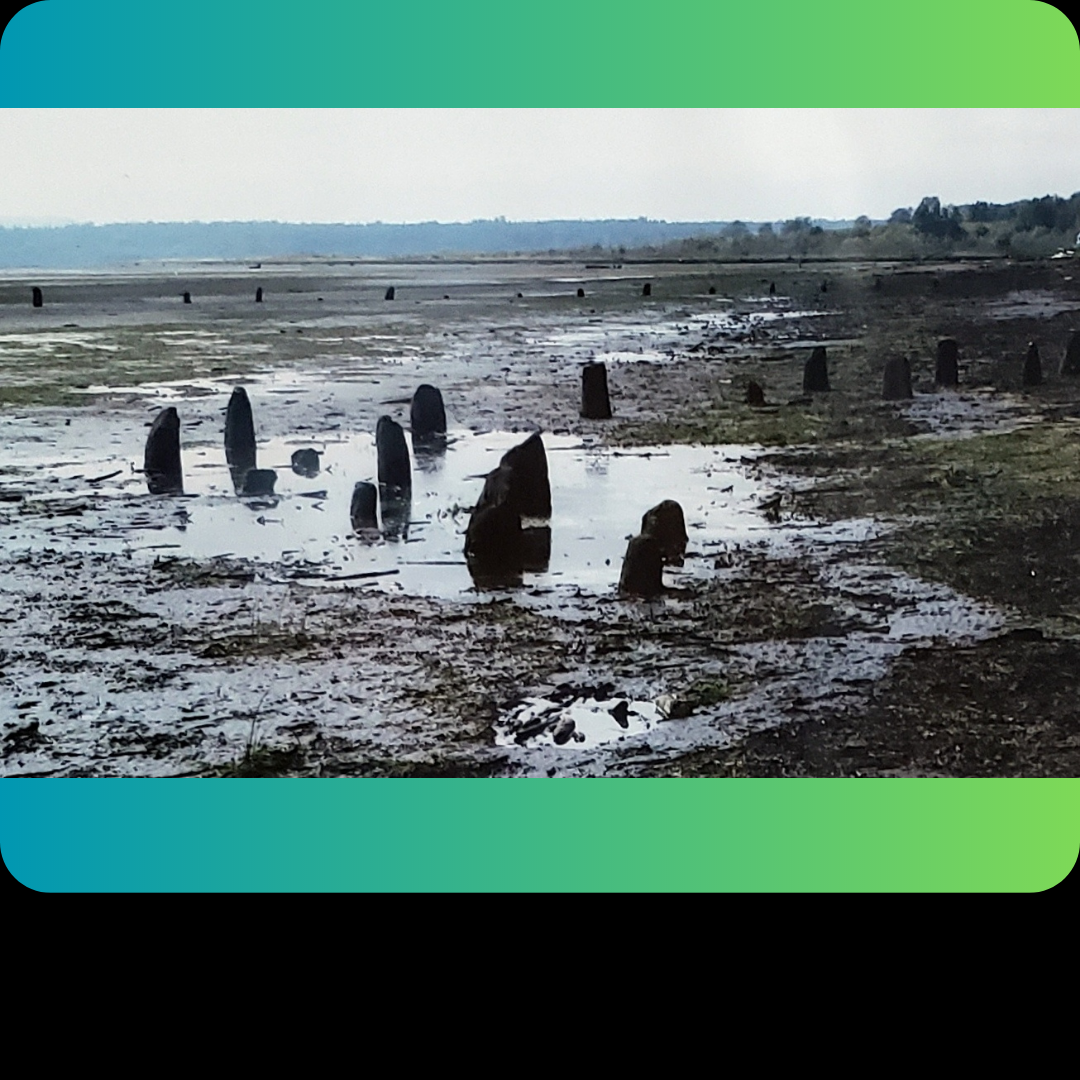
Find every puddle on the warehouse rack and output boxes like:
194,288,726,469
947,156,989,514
498,695,661,749
0,265,1040,776
0,331,123,354
0,424,773,603
985,289,1080,320
489,541,1005,761
528,305,833,362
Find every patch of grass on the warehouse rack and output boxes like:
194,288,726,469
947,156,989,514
206,694,305,777
198,629,313,660
684,678,733,709
0,386,82,408
613,405,825,448
336,755,509,778
212,743,305,778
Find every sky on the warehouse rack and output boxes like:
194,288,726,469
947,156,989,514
0,108,1078,227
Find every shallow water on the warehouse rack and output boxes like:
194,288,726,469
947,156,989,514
0,422,773,602
530,303,833,362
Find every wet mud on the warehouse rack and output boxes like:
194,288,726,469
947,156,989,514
3,256,1080,776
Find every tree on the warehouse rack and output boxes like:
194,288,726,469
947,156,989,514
890,207,913,225
912,196,965,241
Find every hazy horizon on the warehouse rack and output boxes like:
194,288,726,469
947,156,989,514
2,109,1078,229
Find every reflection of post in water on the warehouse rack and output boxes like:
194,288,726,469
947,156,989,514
411,434,446,474
584,446,609,477
521,525,551,572
379,486,411,542
468,562,524,591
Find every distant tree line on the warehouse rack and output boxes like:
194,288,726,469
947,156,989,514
643,192,1080,261
2,193,1078,269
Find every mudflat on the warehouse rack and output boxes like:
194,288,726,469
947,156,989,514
2,255,1079,777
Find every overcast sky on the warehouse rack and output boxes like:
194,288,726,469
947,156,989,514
1,108,1077,226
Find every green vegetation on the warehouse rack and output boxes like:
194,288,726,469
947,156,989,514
632,192,1080,263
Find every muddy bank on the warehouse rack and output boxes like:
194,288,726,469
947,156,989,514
3,256,1080,777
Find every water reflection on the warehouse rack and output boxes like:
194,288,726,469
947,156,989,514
380,487,411,542
521,525,552,573
411,434,447,475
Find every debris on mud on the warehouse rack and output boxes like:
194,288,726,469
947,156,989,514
4,257,1080,777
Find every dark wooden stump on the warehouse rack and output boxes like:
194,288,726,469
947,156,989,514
240,469,277,496
883,356,913,400
803,346,830,393
1023,342,1043,388
641,500,688,564
935,339,959,387
465,501,524,571
619,534,664,598
144,407,184,495
291,448,321,477
350,481,378,531
224,387,257,475
581,362,613,419
376,416,411,496
498,432,551,518
410,384,447,442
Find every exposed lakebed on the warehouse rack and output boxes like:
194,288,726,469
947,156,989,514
2,258,1066,777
